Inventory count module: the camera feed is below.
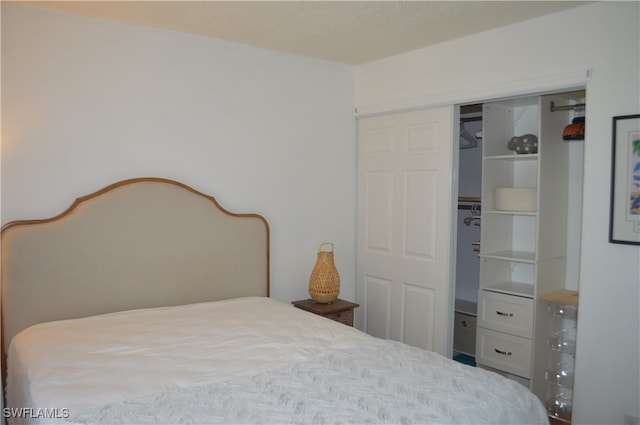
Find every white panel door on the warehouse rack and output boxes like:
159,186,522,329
356,106,454,356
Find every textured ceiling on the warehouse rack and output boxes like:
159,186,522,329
19,1,590,64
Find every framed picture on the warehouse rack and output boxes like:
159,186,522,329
610,114,640,245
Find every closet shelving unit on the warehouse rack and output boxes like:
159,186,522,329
475,93,583,398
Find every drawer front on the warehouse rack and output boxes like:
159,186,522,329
453,312,477,356
476,327,532,378
478,290,533,338
325,310,354,326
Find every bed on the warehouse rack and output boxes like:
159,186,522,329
1,177,549,425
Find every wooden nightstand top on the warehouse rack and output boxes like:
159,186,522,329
291,298,359,315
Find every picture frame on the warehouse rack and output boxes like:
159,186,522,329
609,114,640,245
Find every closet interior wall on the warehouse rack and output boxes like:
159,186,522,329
456,105,483,311
453,105,483,358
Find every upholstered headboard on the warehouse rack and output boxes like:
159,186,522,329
1,177,270,352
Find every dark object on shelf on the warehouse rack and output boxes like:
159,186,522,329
562,117,585,140
508,134,538,154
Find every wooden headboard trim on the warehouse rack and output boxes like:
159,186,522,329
1,177,270,236
1,177,270,347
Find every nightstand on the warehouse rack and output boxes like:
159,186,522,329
291,298,359,326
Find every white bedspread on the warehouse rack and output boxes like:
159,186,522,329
7,297,548,425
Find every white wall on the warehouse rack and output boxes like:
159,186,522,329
1,3,356,304
356,2,639,424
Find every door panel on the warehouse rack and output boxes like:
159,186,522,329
365,276,392,339
365,171,393,254
402,283,435,349
357,107,454,355
405,170,437,259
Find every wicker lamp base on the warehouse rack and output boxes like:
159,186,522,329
309,242,340,304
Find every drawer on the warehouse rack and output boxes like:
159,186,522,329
477,290,533,338
324,310,354,326
476,327,532,379
454,311,477,356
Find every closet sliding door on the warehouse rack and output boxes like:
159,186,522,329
356,106,455,356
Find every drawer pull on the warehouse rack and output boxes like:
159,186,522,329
494,348,513,356
496,310,514,317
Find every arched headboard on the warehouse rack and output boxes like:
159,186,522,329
1,177,270,352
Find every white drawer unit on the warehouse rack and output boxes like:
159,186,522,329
476,327,532,378
477,290,534,338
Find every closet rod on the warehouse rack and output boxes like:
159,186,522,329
458,196,481,203
550,101,586,112
457,196,481,211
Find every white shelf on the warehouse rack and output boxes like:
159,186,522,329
482,282,535,298
484,210,537,216
485,154,539,161
455,298,478,316
481,250,536,263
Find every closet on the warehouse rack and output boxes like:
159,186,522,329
357,88,584,421
453,90,585,421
